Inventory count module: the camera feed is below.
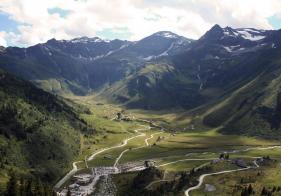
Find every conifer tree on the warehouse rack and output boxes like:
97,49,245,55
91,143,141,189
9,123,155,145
261,187,267,195
19,177,25,196
248,184,253,194
34,178,44,196
25,179,33,196
6,172,18,196
225,153,229,159
66,189,71,196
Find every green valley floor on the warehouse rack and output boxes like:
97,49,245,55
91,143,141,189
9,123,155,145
51,95,281,196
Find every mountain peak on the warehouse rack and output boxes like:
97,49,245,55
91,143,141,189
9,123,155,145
200,24,268,43
153,31,180,39
200,24,224,41
210,24,223,31
46,36,111,45
70,36,109,43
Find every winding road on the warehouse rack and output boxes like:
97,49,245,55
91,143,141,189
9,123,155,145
88,125,149,161
114,131,163,167
183,146,281,196
55,125,152,190
54,161,83,189
157,158,215,168
55,117,281,194
184,159,264,195
184,166,253,196
145,131,163,146
124,144,278,195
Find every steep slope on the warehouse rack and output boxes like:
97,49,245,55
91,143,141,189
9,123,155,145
112,31,193,61
203,46,281,138
1,25,281,138
0,37,131,95
0,69,93,191
101,61,205,110
0,32,192,95
102,25,280,111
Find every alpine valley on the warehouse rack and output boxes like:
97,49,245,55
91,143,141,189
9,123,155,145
1,25,281,196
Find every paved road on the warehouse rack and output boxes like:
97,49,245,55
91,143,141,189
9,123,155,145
55,125,150,190
54,161,83,189
55,120,280,191
145,131,163,146
114,149,130,167
184,166,252,196
145,170,167,189
114,131,164,167
88,125,149,161
183,146,281,195
184,160,262,196
157,158,215,168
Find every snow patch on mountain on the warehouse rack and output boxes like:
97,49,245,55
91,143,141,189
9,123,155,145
91,43,131,61
221,27,267,41
236,30,265,41
143,56,155,61
70,37,105,43
155,31,179,39
104,44,130,57
143,42,176,61
158,42,175,57
142,37,191,61
223,45,240,52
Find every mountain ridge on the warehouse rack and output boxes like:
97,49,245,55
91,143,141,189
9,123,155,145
1,25,281,138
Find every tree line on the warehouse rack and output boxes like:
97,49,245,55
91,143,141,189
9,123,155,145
5,171,55,196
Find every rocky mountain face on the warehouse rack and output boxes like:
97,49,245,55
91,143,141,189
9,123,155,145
1,24,281,137
0,31,192,94
104,25,281,108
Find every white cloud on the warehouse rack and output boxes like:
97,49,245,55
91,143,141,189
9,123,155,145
0,32,7,47
0,0,281,47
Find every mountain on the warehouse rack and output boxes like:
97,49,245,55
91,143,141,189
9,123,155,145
0,69,92,192
99,25,281,137
177,25,281,138
0,37,131,95
1,25,281,137
46,36,130,60
116,31,193,61
202,44,281,138
0,32,192,95
103,25,279,108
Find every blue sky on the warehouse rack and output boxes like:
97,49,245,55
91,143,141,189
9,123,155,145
0,0,281,47
0,13,20,33
96,28,133,40
47,7,71,18
268,15,281,30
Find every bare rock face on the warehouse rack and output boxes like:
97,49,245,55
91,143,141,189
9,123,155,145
0,46,5,52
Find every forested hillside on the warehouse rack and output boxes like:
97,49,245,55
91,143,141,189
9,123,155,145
0,69,93,194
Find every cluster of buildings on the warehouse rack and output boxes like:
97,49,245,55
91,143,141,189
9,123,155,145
58,173,97,196
58,160,152,195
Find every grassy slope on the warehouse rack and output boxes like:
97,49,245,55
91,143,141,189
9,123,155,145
100,61,204,110
0,70,92,193
55,94,281,195
97,35,281,139
203,49,281,138
192,161,281,196
67,95,281,165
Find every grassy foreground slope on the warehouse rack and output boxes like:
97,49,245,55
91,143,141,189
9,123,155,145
0,70,93,193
